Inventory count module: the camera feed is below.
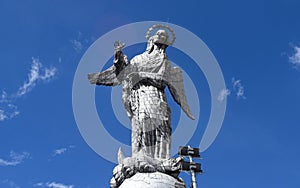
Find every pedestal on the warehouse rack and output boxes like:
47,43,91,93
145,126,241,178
119,172,185,188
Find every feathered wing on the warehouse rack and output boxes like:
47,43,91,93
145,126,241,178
88,65,121,86
166,67,195,120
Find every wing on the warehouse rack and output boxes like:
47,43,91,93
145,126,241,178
88,65,121,86
166,67,195,120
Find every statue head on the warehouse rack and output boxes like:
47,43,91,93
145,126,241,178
145,24,176,53
146,24,176,46
152,30,169,45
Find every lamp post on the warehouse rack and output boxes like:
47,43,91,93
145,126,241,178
178,146,203,188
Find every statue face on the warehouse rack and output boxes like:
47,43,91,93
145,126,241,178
153,30,169,45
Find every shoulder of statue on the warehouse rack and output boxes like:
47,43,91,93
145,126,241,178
130,53,146,64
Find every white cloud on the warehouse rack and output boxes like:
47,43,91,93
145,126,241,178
1,58,56,122
0,109,6,121
16,57,57,97
1,179,20,188
0,151,30,166
70,39,83,53
34,182,74,188
0,90,9,103
289,45,300,65
0,105,19,122
51,145,75,158
232,78,246,99
0,90,20,122
217,88,231,102
70,31,91,53
217,78,246,102
35,183,44,187
46,182,74,188
53,148,67,156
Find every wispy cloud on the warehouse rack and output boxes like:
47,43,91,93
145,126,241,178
1,179,20,188
34,182,74,188
232,78,246,99
53,148,67,156
0,58,57,122
0,151,30,166
218,77,246,102
0,90,9,103
51,145,75,158
70,39,83,53
16,57,57,97
0,109,6,121
217,88,231,102
289,45,300,66
0,91,19,121
70,31,90,53
0,104,19,121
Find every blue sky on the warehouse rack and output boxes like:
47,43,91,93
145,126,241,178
1,0,300,188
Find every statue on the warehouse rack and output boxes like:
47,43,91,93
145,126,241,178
88,24,194,187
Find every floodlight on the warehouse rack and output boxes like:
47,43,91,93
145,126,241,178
178,146,200,158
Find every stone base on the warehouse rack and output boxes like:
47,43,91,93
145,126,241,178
119,172,185,188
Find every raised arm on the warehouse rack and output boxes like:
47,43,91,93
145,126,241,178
88,41,129,86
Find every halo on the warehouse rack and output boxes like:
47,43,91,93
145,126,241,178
145,24,176,45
